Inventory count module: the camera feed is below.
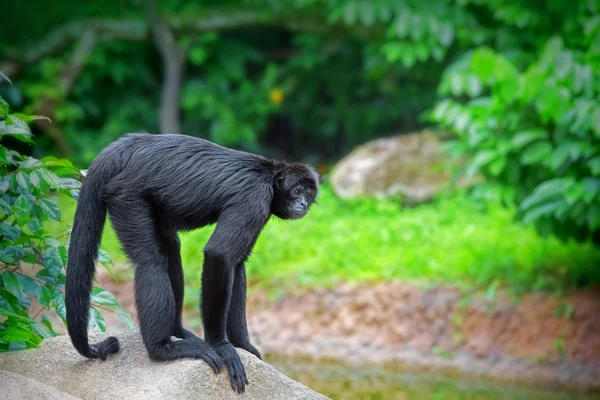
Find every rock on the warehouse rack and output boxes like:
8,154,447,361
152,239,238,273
330,131,468,204
0,333,329,400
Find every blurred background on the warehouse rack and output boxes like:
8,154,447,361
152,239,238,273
1,0,600,399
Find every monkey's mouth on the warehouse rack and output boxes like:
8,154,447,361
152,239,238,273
289,206,308,219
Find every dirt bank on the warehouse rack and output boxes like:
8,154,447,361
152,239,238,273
247,282,600,393
45,272,600,393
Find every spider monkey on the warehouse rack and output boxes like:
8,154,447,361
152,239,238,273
65,133,319,393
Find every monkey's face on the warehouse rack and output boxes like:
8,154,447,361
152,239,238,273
272,165,319,220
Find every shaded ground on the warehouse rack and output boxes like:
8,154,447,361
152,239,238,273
44,270,600,393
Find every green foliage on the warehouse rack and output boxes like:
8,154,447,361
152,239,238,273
182,34,280,150
431,3,600,244
0,85,134,351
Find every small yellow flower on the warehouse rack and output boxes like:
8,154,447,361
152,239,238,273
269,88,284,105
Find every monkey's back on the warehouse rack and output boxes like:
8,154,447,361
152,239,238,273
90,133,276,230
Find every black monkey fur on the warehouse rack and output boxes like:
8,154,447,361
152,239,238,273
65,133,319,393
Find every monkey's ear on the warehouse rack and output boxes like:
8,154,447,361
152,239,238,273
274,171,285,190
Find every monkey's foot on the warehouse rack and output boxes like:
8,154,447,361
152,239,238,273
210,341,248,394
232,341,262,360
147,338,224,374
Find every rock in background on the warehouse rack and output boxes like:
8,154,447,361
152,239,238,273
330,131,468,204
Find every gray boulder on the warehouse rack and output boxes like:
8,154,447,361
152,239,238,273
331,131,468,204
0,333,329,400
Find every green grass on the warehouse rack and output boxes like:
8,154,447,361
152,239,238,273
55,185,600,307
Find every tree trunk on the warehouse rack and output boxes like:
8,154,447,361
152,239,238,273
143,1,186,134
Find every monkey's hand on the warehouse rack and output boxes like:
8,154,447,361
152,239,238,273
210,341,248,394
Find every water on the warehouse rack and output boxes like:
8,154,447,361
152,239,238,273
270,359,600,400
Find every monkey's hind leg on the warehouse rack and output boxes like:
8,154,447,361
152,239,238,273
163,231,198,340
108,200,224,373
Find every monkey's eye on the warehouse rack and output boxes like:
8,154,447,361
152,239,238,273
292,188,303,197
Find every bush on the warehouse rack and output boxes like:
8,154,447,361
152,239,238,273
431,29,600,245
0,77,133,351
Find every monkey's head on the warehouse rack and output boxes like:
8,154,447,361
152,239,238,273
272,164,319,220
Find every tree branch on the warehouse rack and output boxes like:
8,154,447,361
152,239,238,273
0,9,344,84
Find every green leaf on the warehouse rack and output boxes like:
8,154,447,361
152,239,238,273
26,115,51,123
0,198,11,214
8,342,28,350
358,1,376,26
342,1,359,24
488,157,506,176
90,287,136,331
0,71,13,85
511,130,546,148
38,169,61,189
97,249,112,263
584,16,600,36
41,315,57,333
29,170,41,189
0,115,33,143
27,219,43,237
0,98,10,115
547,142,585,171
573,64,593,95
466,150,497,178
582,178,600,203
554,51,573,80
521,142,553,165
38,285,53,308
90,287,121,309
117,311,138,331
59,178,81,189
16,171,31,192
32,320,55,339
1,326,32,343
52,291,66,323
539,37,563,70
39,199,61,221
588,205,600,230
534,84,571,123
12,195,32,225
30,171,50,193
521,178,575,211
0,147,8,166
88,307,106,332
17,274,42,300
1,270,24,299
44,237,61,248
54,167,79,176
0,293,15,314
43,247,65,278
522,200,565,224
466,75,482,97
19,157,43,169
592,107,600,138
589,157,600,176
450,74,464,97
0,245,26,264
0,222,21,242
437,24,454,47
189,46,208,66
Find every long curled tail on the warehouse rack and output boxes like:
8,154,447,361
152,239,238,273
65,162,119,360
